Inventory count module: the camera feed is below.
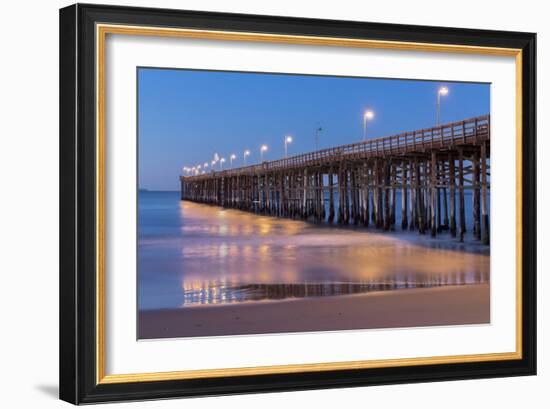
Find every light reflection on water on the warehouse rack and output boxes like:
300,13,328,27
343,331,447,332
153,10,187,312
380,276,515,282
138,192,490,310
181,272,489,306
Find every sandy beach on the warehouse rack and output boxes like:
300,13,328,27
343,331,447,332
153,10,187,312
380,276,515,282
139,283,489,339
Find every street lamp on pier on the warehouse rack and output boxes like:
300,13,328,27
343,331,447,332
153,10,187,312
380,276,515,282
315,125,322,150
230,154,236,168
284,135,293,157
219,157,226,170
260,145,268,161
437,86,449,126
243,149,250,165
363,109,374,141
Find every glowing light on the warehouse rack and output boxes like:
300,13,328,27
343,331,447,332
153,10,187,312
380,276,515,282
364,109,374,121
362,109,375,141
437,86,449,126
260,145,268,161
284,136,293,157
243,149,251,165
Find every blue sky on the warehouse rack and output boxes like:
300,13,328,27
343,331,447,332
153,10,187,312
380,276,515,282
138,68,489,191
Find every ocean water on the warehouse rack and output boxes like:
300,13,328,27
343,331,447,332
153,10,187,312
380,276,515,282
138,191,489,310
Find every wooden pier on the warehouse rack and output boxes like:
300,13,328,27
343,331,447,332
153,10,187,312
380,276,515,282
181,115,490,244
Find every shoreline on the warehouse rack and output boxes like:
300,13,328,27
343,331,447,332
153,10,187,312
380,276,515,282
139,283,490,339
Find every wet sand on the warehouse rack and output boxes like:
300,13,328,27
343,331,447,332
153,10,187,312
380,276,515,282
139,283,489,339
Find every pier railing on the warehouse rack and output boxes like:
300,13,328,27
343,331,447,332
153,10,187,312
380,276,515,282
184,115,489,180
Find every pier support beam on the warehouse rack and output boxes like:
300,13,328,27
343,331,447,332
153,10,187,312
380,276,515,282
351,169,359,224
302,168,308,219
473,152,481,240
337,165,344,223
363,164,370,227
383,161,391,231
430,152,437,237
449,153,457,237
409,159,415,231
390,163,396,230
458,149,466,242
371,159,380,228
401,161,408,230
328,169,335,222
437,162,442,232
343,165,350,224
481,143,490,245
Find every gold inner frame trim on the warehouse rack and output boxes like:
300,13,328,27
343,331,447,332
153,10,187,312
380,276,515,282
95,23,523,385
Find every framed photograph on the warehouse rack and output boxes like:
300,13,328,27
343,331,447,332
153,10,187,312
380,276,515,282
59,3,536,404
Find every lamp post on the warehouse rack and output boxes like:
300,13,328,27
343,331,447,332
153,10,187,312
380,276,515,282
260,145,268,161
284,135,293,157
437,86,449,126
363,109,374,141
219,158,225,170
230,154,236,168
315,125,322,150
243,150,250,166
211,160,216,173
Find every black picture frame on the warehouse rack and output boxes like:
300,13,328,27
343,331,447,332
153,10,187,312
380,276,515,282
60,3,536,404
